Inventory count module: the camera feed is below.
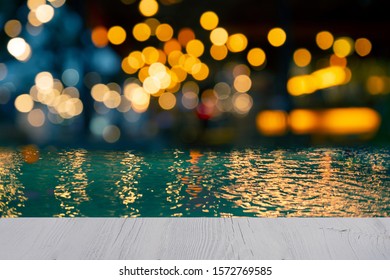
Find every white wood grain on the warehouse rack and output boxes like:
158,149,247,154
0,218,389,260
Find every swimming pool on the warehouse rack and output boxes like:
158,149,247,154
0,147,389,217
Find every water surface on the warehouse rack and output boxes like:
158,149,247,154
0,148,389,217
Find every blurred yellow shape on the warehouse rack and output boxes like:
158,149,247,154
164,39,181,54
186,39,204,57
156,23,174,42
133,23,151,42
15,94,34,113
234,75,252,93
210,44,228,61
200,11,219,30
247,48,266,67
4,20,22,38
256,110,288,136
210,27,228,46
159,92,176,110
355,38,372,57
289,109,319,134
333,37,354,58
316,31,334,50
139,0,159,17
227,33,248,53
267,27,286,47
192,63,209,81
91,26,108,48
293,48,311,67
178,28,195,47
108,26,126,45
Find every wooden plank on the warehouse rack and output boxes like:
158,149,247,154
0,218,389,260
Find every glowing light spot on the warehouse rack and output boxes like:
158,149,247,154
256,110,288,136
108,26,127,45
139,0,159,17
103,91,121,109
233,92,252,114
178,28,195,47
210,27,228,46
355,38,372,57
186,39,204,58
192,63,209,81
227,33,248,53
142,46,159,64
333,37,354,58
131,87,150,113
158,92,176,110
35,72,54,92
7,37,27,58
267,27,286,47
247,48,266,67
103,125,121,143
133,23,151,42
316,31,334,50
156,23,174,42
200,11,218,30
210,44,228,61
164,39,181,54
91,84,109,102
127,51,145,69
233,64,251,77
330,54,347,67
27,0,46,11
91,26,108,48
143,76,161,94
234,75,252,93
4,20,22,38
15,94,34,113
36,4,55,23
289,109,319,134
293,48,312,67
28,108,45,127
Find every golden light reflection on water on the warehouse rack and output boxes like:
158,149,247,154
0,150,27,217
54,149,91,217
0,148,388,217
115,152,144,217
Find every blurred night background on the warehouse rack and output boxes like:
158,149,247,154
1,0,390,150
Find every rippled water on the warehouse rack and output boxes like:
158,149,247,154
0,148,389,217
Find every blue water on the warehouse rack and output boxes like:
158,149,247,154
0,148,389,217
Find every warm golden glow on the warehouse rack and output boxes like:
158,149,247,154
132,23,151,42
4,20,22,38
366,76,390,95
316,31,334,50
210,44,228,61
159,91,176,110
233,92,253,114
192,63,209,81
28,108,45,127
15,94,34,113
256,110,288,136
35,4,55,23
289,108,381,135
329,54,347,67
227,33,248,53
186,39,204,58
139,0,159,17
144,18,160,35
91,26,108,48
108,26,127,45
289,109,319,134
156,23,174,42
267,27,286,47
355,38,372,57
287,66,349,96
333,37,354,58
210,27,228,46
142,46,159,64
200,11,219,30
293,48,311,67
178,28,195,47
164,39,181,54
247,48,266,67
234,75,252,93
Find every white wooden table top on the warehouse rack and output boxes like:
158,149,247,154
0,218,389,260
